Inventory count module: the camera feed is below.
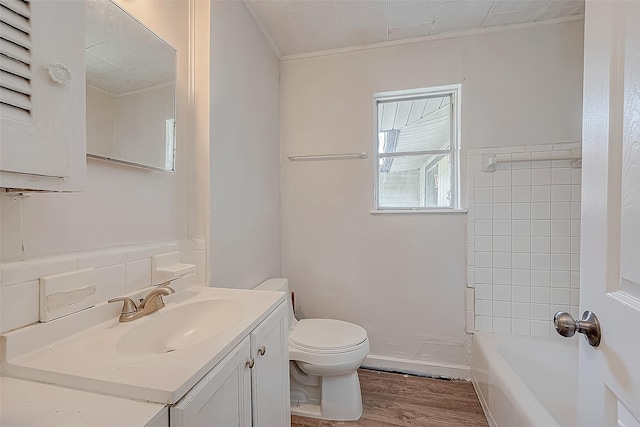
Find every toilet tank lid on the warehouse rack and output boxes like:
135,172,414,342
255,278,288,292
290,319,368,352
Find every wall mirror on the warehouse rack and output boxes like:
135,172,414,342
85,0,177,171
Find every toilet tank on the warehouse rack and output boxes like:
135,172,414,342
254,278,296,330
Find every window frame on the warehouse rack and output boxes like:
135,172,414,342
372,84,462,213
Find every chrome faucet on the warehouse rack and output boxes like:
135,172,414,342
108,284,175,322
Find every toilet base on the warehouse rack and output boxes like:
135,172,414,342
290,370,363,421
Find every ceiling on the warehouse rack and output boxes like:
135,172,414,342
245,0,585,59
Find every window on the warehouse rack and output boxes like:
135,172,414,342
374,85,460,211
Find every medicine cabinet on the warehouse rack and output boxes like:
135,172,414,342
0,0,86,191
85,0,177,172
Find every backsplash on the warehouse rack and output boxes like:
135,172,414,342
0,238,206,334
465,142,581,336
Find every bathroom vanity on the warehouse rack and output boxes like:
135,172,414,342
171,299,290,426
0,286,290,426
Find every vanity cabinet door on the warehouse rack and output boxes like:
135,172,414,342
250,301,291,427
170,337,252,427
0,0,86,191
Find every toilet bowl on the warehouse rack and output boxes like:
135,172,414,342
254,278,369,421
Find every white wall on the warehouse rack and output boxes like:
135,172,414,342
0,0,284,333
0,1,206,333
0,0,281,314
280,21,583,376
208,1,281,289
1,1,192,262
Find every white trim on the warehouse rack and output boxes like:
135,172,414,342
369,209,467,215
375,84,461,102
280,15,584,62
454,86,462,209
373,84,461,211
362,354,470,380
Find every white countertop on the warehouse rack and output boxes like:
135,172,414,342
0,377,167,427
1,286,285,405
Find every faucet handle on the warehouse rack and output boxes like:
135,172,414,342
139,286,175,315
108,297,138,315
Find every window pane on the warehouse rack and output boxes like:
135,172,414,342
377,96,451,154
378,154,452,208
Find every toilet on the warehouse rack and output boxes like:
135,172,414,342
254,278,370,421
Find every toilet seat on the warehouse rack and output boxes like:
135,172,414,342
290,319,368,354
288,319,370,374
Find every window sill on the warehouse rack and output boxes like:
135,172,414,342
369,209,468,215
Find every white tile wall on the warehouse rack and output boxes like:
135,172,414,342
0,238,206,334
125,259,152,292
466,143,581,337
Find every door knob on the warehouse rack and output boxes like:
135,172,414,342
554,310,601,347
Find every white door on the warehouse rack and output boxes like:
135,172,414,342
579,1,640,426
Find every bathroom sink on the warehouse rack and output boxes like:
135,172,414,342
1,286,285,404
116,299,243,356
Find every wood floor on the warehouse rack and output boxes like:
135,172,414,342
290,369,489,427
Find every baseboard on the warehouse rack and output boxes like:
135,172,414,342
362,354,470,380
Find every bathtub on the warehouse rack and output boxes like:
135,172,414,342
471,332,578,427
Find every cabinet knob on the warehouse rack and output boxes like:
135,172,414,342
47,63,72,85
258,346,266,356
246,358,255,369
